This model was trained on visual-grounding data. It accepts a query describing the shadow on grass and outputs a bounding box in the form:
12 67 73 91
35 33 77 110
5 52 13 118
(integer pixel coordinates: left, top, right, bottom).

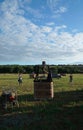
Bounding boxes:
0 89 83 130
54 89 83 105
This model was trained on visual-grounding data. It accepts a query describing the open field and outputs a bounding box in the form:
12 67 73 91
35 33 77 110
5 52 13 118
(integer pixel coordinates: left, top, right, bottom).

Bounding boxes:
0 74 83 130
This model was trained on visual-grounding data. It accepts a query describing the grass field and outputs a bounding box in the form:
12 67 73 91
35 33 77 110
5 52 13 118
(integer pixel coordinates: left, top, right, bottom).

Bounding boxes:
0 74 83 130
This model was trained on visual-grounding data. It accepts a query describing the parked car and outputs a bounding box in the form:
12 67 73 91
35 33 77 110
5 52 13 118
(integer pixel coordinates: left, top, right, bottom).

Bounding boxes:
61 73 66 76
52 73 61 79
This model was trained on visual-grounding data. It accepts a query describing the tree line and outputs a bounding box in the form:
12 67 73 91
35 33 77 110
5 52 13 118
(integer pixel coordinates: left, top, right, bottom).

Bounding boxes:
0 64 83 74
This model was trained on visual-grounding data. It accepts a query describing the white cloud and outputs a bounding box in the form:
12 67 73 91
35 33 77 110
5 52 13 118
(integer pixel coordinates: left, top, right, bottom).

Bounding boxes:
47 0 67 17
47 0 59 10
55 6 67 14
0 0 83 64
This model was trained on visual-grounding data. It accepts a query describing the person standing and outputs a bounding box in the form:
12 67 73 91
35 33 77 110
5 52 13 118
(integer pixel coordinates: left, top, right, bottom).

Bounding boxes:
69 74 73 83
18 73 22 86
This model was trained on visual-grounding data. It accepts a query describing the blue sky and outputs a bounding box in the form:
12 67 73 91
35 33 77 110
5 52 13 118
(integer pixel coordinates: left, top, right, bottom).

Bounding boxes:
0 0 83 65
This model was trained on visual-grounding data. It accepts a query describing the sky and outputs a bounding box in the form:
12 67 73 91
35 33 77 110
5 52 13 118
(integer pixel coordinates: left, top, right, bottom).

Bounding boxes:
0 0 83 65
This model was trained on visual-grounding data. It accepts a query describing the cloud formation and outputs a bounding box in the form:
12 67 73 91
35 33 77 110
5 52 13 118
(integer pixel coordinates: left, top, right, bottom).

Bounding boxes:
47 0 67 16
0 0 83 65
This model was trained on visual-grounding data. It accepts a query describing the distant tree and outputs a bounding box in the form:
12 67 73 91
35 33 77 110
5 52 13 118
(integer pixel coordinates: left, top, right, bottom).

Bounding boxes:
0 64 83 74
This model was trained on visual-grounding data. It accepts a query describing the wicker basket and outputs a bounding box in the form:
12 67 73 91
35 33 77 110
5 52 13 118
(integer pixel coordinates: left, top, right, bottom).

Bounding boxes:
34 81 54 99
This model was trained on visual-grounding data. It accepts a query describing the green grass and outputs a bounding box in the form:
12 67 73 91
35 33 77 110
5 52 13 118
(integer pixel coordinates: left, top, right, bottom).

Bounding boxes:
0 74 83 130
